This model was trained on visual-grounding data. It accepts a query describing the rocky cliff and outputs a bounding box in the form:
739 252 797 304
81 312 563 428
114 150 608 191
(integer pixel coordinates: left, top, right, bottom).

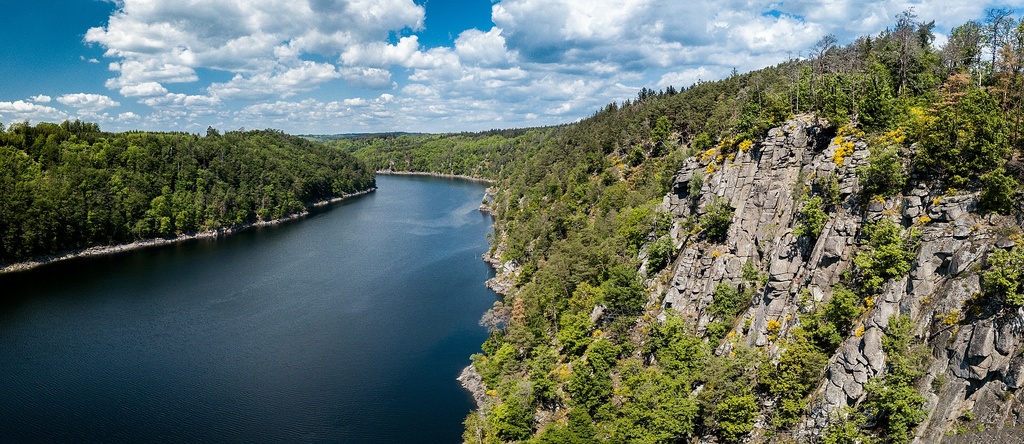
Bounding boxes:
655 115 1024 442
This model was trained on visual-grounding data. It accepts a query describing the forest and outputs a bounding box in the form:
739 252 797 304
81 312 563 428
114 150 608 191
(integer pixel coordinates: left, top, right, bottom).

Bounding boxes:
0 122 375 264
342 8 1024 444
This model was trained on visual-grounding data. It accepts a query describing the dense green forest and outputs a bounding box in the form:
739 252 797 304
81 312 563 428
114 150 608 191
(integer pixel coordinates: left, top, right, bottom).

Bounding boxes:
0 122 374 264
325 127 557 179
345 9 1024 444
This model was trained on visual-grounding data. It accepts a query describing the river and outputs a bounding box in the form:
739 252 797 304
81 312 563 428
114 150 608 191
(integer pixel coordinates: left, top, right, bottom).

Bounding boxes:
0 175 496 443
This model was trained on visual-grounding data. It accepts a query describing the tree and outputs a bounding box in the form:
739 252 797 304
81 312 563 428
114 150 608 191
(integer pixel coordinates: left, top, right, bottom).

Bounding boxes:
917 75 1008 182
858 142 907 198
985 7 1016 80
942 21 984 76
701 196 734 242
978 167 1019 214
983 241 1024 305
714 394 759 443
793 196 829 240
853 220 918 292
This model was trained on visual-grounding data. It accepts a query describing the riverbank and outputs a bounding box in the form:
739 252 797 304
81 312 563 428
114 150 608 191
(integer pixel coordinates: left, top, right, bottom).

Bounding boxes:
376 170 494 184
0 187 376 275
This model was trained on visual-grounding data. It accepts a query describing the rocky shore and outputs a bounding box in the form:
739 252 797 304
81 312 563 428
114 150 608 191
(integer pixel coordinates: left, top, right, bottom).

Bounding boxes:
0 187 375 275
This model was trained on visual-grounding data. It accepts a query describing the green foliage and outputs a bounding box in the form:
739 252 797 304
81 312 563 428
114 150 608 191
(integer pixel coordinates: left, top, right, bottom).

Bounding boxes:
863 315 927 444
917 84 1009 182
646 235 675 273
759 331 829 427
627 145 646 167
646 312 710 378
821 409 873 444
651 116 672 147
708 282 744 320
982 241 1024 305
815 172 842 207
741 260 762 284
613 359 699 442
701 197 734 242
793 196 829 239
691 132 713 153
557 313 594 356
527 345 558 404
705 321 729 345
858 143 907 198
853 220 919 292
533 408 597 444
567 339 619 415
714 394 759 443
802 284 865 350
600 264 646 315
687 169 704 199
617 205 655 251
978 168 1018 214
490 396 534 441
0 125 374 263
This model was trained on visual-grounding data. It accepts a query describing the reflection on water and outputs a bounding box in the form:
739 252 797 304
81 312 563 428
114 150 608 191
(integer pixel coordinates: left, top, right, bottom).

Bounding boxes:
0 175 496 443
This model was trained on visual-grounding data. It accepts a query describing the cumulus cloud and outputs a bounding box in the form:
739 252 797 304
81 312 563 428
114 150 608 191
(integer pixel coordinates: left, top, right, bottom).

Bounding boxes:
86 0 425 99
455 28 513 67
73 0 1023 133
119 82 169 97
31 95 52 103
57 93 121 110
0 100 68 121
207 61 342 100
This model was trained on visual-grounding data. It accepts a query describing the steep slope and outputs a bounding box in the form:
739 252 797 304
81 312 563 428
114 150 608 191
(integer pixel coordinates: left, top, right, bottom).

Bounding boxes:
343 11 1024 442
660 114 1024 441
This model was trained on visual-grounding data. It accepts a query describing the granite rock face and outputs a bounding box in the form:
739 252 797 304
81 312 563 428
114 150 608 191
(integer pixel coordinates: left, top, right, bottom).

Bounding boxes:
654 115 1024 442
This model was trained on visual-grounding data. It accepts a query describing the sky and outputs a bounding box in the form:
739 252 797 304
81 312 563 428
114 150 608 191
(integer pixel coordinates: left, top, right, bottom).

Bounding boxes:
1 0 1023 134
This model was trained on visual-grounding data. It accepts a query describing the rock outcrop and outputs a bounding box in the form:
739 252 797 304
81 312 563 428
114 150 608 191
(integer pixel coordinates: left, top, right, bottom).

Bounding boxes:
655 115 1024 442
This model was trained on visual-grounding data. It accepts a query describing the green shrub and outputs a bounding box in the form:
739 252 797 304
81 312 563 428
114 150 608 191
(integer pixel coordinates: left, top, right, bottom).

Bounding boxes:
701 197 734 242
917 86 1009 182
558 313 594 356
979 168 1018 214
708 283 744 320
760 328 829 427
714 394 759 443
793 196 829 239
646 235 676 273
982 241 1024 306
863 315 927 444
858 144 907 198
853 220 918 292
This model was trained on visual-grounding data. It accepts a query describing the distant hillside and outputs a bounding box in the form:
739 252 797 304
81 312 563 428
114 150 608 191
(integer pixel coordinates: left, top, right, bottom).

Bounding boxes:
0 123 375 265
301 132 427 142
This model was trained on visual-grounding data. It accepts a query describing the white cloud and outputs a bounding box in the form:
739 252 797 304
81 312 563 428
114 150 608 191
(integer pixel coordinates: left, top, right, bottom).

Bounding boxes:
207 61 342 100
0 100 68 121
86 0 425 99
57 93 121 110
339 67 395 89
69 0 1024 134
657 67 720 89
455 28 513 67
140 93 220 109
119 82 169 97
31 95 52 103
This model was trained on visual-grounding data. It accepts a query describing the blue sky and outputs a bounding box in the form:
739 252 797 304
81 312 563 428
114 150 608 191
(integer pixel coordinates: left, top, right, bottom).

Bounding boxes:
1 0 1022 134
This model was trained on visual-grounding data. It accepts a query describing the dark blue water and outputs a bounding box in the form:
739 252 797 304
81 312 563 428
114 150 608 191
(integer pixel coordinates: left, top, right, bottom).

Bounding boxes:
0 175 496 443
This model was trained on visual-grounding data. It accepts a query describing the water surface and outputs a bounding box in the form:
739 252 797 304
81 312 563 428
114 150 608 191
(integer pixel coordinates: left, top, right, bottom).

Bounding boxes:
0 174 495 443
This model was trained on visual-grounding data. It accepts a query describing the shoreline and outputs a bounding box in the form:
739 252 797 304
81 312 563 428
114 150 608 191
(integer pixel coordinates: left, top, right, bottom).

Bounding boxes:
0 187 376 275
376 170 494 184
